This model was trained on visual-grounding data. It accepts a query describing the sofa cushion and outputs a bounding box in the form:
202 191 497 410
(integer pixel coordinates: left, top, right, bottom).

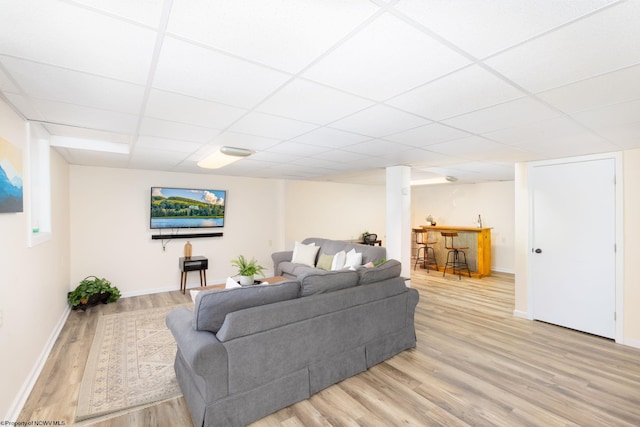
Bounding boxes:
344 248 363 269
331 250 346 270
316 252 334 271
299 270 359 297
291 241 319 267
358 259 402 285
193 281 301 333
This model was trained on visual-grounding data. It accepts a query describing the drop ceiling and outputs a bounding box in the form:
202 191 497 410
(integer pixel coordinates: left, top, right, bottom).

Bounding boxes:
1 0 639 185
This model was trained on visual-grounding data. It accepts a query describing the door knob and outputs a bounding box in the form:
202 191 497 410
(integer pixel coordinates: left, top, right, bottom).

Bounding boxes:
534 248 542 254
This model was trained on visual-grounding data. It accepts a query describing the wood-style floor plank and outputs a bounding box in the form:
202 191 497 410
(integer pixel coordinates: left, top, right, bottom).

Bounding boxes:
18 269 640 426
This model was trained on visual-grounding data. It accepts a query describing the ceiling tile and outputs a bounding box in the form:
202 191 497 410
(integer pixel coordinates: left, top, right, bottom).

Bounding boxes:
27 98 139 133
228 112 318 140
597 122 640 150
387 65 525 120
167 0 380 73
385 123 472 147
538 65 640 113
443 97 561 134
290 127 370 148
330 105 430 137
128 148 187 170
209 131 281 152
394 0 619 58
313 149 371 163
256 79 374 124
56 147 129 168
0 65 19 92
144 89 247 129
484 116 592 146
303 12 471 100
139 117 220 143
485 1 640 92
571 99 640 130
426 136 510 158
265 141 329 156
70 0 166 27
0 57 146 114
134 135 202 153
343 139 412 157
0 0 157 83
3 93 45 121
43 123 131 145
153 37 291 109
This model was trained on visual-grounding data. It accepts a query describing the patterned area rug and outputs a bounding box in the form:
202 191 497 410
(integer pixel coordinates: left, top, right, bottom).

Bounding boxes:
76 303 192 422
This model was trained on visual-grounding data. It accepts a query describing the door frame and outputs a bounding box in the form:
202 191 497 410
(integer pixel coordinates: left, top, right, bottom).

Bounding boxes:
526 152 624 343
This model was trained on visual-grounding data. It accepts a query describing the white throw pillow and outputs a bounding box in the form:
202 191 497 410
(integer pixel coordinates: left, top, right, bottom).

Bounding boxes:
344 248 362 269
291 241 320 267
331 250 347 270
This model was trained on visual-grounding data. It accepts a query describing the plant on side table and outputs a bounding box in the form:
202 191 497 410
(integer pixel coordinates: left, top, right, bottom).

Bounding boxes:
67 276 121 311
231 255 265 286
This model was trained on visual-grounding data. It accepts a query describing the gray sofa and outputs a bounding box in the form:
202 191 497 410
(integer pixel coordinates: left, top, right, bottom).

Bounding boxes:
272 237 387 279
166 262 418 427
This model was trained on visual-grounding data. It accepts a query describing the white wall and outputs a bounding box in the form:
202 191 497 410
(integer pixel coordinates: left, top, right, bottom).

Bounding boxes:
70 167 286 293
0 100 70 419
282 180 386 248
411 181 515 273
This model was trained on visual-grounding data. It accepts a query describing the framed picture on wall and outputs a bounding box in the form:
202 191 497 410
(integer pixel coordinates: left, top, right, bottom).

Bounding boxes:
0 136 23 213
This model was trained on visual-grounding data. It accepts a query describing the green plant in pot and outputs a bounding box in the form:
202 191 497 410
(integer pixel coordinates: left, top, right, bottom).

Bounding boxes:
231 255 265 286
67 276 121 311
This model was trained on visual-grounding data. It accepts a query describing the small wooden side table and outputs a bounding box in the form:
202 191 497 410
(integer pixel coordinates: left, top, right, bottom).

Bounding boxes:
179 256 208 294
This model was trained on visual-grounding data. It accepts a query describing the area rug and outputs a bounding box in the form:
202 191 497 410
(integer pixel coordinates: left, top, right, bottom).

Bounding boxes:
76 303 193 422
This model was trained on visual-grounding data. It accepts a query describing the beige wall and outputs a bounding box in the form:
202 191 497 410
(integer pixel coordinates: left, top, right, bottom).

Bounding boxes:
411 181 515 273
69 167 287 293
282 180 386 247
623 149 640 346
0 101 70 419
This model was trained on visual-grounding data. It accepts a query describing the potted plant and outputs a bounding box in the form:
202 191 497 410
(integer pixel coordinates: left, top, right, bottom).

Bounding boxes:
67 276 121 311
231 255 265 285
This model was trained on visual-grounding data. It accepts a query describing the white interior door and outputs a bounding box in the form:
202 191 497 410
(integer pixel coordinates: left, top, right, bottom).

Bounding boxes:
530 158 616 338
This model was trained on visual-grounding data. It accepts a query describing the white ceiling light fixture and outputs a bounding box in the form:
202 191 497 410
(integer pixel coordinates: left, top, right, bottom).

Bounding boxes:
411 176 458 186
197 146 255 169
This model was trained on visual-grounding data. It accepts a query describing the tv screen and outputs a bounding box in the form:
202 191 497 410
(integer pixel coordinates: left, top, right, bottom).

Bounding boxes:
150 187 226 229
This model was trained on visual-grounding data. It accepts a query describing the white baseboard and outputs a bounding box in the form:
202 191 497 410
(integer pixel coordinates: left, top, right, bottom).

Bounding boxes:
623 338 640 349
513 309 531 320
5 305 71 421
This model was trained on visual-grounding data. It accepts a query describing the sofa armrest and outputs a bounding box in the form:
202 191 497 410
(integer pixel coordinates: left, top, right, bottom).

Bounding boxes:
166 307 229 398
271 250 293 276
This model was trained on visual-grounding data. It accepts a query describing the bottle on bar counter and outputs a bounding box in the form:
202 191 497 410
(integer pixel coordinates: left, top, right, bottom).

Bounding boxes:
477 214 482 228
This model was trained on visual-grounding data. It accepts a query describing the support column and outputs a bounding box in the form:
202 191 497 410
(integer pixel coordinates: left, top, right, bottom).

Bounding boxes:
386 165 411 283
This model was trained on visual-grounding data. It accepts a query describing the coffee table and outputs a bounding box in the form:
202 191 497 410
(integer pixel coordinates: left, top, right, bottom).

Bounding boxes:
189 276 288 301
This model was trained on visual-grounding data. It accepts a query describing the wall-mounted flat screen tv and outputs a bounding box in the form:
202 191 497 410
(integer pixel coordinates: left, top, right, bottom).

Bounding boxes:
150 187 226 229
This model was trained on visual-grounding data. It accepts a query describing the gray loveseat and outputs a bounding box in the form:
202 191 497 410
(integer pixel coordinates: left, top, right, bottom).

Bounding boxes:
272 237 387 279
166 261 418 427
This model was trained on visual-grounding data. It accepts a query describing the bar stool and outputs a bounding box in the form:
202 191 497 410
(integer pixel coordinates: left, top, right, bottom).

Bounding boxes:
413 228 438 272
441 232 471 279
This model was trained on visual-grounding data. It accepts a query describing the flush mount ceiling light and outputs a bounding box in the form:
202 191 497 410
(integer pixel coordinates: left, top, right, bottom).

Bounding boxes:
197 146 255 169
410 176 458 186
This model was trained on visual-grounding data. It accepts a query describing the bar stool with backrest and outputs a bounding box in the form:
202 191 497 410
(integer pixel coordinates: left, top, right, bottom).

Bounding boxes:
413 228 438 272
441 231 471 279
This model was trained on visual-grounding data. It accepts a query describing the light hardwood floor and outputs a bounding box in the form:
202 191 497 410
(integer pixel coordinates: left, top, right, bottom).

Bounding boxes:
19 269 640 426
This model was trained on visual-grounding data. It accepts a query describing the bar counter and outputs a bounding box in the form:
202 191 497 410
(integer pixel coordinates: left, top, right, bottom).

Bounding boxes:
419 225 492 278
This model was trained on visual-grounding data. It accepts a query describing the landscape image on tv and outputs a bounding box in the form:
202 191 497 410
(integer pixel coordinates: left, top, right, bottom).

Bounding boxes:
150 187 226 229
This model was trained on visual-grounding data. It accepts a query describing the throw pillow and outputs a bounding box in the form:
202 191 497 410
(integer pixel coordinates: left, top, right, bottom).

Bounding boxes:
331 250 347 270
316 252 334 271
344 248 363 269
291 241 320 267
